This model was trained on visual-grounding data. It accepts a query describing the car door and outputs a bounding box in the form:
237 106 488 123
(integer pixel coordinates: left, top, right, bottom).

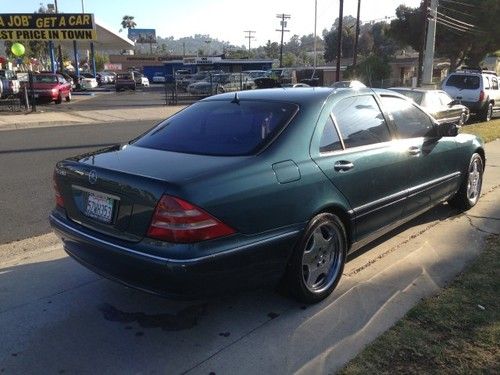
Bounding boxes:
311 93 410 242
379 95 462 218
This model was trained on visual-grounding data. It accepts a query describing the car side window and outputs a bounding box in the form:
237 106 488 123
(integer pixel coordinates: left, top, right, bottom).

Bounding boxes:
492 77 499 90
319 116 343 153
484 77 491 89
438 92 452 106
333 95 391 148
381 96 434 139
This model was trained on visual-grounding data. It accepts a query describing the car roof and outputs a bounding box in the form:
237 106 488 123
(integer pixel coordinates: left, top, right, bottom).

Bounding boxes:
389 87 445 93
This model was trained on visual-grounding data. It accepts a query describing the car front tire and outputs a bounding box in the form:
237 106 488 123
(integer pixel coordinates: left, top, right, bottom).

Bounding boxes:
65 92 71 102
286 213 347 304
448 153 483 210
55 93 62 104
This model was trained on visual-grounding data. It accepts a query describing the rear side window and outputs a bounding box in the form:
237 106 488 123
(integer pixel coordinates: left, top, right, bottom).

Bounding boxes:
381 96 434 138
319 116 342 153
133 100 298 156
445 74 480 90
492 77 499 90
333 95 391 148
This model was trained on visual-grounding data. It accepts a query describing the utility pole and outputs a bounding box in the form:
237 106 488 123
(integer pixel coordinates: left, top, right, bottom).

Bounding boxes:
244 30 256 52
336 0 344 82
352 0 361 68
276 13 290 68
54 0 64 72
313 0 318 69
422 0 438 85
417 0 430 86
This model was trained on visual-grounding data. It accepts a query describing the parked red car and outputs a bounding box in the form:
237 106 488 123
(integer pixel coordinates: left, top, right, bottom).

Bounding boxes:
31 73 72 104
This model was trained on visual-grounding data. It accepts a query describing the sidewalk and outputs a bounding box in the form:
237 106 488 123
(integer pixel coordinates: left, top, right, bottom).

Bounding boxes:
0 105 185 131
0 140 498 374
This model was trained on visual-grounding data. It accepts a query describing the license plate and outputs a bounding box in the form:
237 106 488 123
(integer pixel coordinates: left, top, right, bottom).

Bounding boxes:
34 94 39 98
85 192 114 223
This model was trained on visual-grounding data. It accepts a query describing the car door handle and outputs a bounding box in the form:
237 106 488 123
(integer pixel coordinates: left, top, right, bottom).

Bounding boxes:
334 161 354 172
408 146 421 156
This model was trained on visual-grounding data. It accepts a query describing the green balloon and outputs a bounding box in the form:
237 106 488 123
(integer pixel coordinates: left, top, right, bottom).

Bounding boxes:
11 42 25 57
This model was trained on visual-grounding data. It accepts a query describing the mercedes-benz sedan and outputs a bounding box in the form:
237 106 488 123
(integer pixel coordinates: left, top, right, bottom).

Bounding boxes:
50 88 485 303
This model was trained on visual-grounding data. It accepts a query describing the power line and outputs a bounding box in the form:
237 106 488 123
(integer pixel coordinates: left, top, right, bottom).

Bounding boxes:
438 4 477 19
435 18 479 34
244 30 256 51
440 0 475 8
435 10 479 29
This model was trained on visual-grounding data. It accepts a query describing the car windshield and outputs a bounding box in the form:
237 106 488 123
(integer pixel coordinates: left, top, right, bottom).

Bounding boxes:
445 74 480 90
133 100 298 156
33 75 57 83
393 90 424 105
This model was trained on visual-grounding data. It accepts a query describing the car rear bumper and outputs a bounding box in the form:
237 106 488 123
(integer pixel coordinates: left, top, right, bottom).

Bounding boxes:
49 212 301 299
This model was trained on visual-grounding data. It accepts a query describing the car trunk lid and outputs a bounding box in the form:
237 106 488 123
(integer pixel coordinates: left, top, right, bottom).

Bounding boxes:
55 144 248 242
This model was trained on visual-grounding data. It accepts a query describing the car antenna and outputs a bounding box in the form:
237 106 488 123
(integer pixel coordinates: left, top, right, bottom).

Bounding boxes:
231 92 240 104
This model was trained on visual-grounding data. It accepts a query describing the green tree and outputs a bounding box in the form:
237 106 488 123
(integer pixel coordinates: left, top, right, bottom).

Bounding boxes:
346 54 391 86
323 16 357 63
389 0 500 70
121 15 137 30
263 40 280 59
94 52 109 71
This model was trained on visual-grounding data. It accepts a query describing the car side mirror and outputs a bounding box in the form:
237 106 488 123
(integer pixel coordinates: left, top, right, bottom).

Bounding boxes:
449 99 460 106
439 122 460 137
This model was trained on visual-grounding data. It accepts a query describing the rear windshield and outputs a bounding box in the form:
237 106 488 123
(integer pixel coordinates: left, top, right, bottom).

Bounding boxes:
33 75 57 83
133 100 298 156
445 74 480 90
392 90 424 105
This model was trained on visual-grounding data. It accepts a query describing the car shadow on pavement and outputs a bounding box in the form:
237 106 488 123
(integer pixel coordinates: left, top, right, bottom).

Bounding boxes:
0 198 483 374
347 202 462 263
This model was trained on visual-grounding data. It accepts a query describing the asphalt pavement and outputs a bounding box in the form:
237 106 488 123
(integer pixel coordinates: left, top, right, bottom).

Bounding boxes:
0 94 499 374
0 120 159 243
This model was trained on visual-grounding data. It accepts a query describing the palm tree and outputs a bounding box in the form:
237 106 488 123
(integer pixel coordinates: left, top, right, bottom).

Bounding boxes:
121 15 137 30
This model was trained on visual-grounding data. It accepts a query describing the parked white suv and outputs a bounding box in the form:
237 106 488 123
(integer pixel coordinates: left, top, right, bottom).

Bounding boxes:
441 68 499 121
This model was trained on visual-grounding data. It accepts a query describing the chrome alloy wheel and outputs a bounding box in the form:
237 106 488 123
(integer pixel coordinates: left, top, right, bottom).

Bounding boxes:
467 156 483 204
301 222 344 293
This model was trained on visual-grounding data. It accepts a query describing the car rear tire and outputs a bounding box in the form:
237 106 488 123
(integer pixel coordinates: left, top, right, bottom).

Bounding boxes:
65 92 71 102
448 153 483 210
458 113 466 126
481 102 493 122
286 213 347 304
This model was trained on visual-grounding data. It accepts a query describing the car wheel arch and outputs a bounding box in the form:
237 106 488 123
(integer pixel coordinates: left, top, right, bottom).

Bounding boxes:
315 204 353 248
475 147 486 170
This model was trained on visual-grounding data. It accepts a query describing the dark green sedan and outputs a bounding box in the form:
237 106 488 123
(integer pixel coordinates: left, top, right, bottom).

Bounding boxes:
50 87 485 303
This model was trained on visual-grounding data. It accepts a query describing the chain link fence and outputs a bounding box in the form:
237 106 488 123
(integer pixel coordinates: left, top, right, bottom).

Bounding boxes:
165 72 256 105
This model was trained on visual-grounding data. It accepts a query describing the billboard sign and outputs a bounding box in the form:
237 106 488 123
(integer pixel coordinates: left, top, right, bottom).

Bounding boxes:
128 28 156 44
0 13 96 41
104 63 122 71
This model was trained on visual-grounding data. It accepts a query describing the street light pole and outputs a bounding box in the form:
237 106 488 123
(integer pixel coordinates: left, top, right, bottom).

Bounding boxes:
353 0 361 68
336 0 344 82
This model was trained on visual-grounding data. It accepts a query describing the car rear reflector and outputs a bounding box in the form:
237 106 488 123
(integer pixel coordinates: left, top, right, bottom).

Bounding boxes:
147 195 235 243
53 171 64 208
479 90 484 102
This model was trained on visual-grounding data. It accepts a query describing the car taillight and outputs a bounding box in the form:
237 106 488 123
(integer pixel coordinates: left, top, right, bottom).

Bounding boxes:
147 195 235 243
53 172 64 208
479 90 484 102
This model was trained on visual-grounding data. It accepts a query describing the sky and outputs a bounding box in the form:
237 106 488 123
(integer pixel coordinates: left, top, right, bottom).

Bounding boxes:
2 0 421 47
